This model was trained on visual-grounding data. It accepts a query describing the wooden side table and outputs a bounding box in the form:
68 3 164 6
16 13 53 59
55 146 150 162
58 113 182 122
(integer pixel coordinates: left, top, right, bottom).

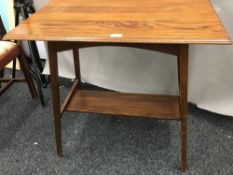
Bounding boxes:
4 0 231 171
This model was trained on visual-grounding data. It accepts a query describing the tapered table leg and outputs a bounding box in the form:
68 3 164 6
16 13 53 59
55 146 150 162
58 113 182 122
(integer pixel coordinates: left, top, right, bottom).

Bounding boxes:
48 42 62 156
178 44 189 172
72 48 81 80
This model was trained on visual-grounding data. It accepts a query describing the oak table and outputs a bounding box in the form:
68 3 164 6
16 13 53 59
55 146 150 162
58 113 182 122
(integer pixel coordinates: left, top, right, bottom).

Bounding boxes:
4 0 231 171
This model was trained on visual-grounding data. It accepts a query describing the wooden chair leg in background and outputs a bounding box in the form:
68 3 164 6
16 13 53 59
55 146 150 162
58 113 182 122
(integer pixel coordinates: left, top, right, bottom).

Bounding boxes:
0 69 4 88
0 69 4 77
12 58 17 78
18 47 38 99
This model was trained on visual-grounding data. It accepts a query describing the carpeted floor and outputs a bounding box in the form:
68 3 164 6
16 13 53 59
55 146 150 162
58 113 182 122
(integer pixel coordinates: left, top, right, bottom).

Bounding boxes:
0 77 233 175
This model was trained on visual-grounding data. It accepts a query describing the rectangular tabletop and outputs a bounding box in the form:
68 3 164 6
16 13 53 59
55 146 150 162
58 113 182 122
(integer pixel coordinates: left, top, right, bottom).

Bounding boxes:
4 0 232 44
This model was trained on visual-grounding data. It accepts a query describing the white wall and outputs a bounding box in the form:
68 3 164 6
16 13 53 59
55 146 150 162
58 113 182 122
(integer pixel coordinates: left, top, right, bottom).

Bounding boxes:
33 0 48 9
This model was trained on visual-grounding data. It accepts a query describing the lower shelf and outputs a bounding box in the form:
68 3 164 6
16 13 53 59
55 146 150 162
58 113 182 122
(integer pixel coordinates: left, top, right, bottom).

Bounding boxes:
65 90 180 120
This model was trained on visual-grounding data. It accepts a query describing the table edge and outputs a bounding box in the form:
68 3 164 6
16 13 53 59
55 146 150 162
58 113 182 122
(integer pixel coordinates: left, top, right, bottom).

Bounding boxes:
3 34 232 45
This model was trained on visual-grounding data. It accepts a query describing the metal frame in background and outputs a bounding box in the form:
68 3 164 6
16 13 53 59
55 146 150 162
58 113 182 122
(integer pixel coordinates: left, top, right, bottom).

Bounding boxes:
14 0 48 106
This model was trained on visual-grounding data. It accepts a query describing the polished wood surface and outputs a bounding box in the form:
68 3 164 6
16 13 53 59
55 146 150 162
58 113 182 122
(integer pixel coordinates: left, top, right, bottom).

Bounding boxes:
4 0 231 44
66 90 180 120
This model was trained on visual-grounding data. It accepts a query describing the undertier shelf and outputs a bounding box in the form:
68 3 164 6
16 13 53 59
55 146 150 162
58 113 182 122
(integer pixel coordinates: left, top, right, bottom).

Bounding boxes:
65 90 180 120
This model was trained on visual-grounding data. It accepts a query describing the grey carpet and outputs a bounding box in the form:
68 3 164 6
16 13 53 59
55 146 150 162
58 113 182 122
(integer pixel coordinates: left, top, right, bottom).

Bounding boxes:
0 78 233 175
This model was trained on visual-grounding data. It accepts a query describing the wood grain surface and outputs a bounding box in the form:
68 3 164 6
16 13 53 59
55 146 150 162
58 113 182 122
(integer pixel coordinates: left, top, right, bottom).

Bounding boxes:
66 90 180 120
4 0 231 44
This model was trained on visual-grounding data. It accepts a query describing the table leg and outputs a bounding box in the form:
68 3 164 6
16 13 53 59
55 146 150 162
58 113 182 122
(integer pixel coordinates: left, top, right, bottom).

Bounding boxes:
48 42 62 156
178 44 188 171
72 48 81 87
